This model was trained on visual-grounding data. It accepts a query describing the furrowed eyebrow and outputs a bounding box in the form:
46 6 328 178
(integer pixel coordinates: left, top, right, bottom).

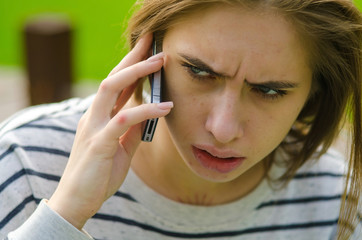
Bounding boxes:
179 53 300 88
178 53 232 78
246 80 299 89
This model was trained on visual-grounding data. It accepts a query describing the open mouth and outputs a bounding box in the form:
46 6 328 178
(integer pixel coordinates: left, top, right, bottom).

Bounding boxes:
192 146 245 173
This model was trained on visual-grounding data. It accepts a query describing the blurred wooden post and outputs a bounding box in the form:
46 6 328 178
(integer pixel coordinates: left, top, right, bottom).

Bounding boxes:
24 15 73 105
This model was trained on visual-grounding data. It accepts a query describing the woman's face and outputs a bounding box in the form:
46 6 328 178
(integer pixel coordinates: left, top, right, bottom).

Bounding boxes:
161 6 312 182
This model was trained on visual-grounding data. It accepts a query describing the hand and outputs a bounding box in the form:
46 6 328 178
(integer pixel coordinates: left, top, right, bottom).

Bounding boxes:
48 33 173 229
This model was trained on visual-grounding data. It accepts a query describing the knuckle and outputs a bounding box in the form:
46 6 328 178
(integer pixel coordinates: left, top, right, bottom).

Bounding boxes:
99 81 110 93
78 113 88 128
116 112 128 125
87 137 103 154
98 79 119 96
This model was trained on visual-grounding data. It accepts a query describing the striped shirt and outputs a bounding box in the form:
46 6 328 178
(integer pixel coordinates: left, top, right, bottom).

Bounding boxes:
0 96 360 239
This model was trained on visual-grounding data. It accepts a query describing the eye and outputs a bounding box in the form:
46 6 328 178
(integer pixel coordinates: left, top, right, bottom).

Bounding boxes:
181 63 215 80
189 66 210 77
258 86 279 95
251 85 287 100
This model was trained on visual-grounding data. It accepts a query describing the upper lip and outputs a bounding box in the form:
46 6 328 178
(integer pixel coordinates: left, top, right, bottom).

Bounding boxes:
193 144 245 159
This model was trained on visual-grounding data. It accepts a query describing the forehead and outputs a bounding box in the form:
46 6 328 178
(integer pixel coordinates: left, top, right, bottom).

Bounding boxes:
163 5 311 83
166 5 300 53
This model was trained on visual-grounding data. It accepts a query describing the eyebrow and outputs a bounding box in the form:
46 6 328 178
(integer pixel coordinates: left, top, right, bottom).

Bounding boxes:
246 80 299 89
178 53 232 78
178 53 299 89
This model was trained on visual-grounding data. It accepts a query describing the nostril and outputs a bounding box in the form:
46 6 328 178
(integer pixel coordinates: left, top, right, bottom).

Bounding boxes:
205 114 243 144
205 94 243 143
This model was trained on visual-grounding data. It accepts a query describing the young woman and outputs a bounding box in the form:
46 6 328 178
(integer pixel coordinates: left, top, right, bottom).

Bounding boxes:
1 0 361 239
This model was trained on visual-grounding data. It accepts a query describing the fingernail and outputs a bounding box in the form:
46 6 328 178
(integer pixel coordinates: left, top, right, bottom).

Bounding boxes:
157 101 174 110
147 52 164 62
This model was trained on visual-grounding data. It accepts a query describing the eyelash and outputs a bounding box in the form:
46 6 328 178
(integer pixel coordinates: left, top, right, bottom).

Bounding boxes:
249 85 288 100
181 63 215 81
181 62 288 100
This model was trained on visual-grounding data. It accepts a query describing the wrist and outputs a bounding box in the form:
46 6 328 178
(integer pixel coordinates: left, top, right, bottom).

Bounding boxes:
47 196 89 230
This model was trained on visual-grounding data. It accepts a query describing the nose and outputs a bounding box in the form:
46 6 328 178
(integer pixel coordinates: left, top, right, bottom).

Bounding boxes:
205 93 244 144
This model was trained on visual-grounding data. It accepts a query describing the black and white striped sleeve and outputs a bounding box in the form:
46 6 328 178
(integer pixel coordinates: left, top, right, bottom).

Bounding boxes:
7 200 93 240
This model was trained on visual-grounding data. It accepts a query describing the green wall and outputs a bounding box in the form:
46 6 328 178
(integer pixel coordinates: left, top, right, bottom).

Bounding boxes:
0 0 361 82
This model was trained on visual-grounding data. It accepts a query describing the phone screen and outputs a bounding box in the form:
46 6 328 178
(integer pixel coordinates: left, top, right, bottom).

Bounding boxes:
141 39 162 142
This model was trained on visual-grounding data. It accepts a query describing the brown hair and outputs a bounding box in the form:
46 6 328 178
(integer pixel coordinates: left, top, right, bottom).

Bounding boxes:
127 0 362 238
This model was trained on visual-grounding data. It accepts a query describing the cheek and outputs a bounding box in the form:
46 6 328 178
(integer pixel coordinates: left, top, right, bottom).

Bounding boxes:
165 93 207 137
163 63 209 119
247 99 306 157
163 75 204 139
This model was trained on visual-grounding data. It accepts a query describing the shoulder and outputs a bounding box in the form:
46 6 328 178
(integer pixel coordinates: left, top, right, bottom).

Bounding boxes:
0 96 94 166
252 149 347 239
288 148 346 196
266 148 347 213
0 95 94 136
0 95 95 177
0 96 93 236
271 147 346 190
297 148 346 177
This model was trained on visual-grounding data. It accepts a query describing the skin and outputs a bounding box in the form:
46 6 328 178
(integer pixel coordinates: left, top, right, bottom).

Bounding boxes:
48 5 312 230
48 36 173 229
132 6 312 204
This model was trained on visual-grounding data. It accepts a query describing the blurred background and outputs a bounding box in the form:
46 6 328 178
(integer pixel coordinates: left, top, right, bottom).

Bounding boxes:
0 0 361 123
0 0 136 121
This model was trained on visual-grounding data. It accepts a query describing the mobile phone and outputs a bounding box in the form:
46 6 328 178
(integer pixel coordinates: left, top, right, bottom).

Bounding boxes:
141 39 162 142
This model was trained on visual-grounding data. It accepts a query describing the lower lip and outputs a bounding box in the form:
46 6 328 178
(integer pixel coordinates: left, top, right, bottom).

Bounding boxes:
192 146 245 173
